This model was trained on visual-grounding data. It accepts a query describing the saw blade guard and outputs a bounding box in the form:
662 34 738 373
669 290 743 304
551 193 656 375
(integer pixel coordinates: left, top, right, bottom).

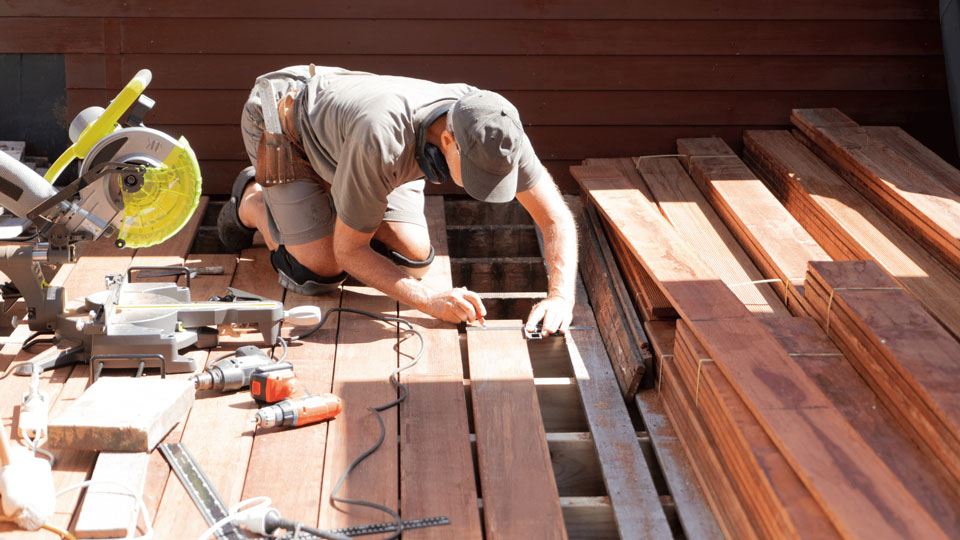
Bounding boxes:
78 128 202 249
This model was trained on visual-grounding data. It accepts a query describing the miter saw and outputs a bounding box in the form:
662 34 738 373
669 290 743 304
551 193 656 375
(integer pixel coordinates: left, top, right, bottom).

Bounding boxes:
0 69 289 380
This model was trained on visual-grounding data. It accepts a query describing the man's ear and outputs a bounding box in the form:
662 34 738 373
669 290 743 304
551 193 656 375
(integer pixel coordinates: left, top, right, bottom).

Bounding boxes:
439 129 457 153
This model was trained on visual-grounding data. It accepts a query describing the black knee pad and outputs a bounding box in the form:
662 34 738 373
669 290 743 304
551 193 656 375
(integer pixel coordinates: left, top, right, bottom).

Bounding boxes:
270 245 347 296
370 240 435 278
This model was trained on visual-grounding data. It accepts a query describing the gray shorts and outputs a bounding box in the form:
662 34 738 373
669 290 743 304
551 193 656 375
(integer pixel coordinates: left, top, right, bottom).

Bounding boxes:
260 179 427 246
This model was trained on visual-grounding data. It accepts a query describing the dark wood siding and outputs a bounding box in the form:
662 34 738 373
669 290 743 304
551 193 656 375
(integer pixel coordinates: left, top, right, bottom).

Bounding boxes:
0 1 950 193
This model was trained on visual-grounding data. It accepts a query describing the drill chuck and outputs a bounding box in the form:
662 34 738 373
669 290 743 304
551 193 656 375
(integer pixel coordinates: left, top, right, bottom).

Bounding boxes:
254 394 342 428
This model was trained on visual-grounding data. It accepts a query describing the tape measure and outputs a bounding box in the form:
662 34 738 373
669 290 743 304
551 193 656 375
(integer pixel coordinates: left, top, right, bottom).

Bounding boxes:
158 443 249 540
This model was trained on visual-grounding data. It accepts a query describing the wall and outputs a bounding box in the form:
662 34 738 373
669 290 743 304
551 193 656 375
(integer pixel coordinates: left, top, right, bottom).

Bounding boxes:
0 1 951 193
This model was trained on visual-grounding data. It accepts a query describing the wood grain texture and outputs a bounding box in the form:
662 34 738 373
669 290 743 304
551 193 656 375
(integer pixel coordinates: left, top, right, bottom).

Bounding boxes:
792 108 960 275
74 452 150 538
678 137 830 315
567 273 672 538
399 197 482 539
635 155 789 317
317 285 401 529
744 130 960 340
578 202 650 396
0 1 937 20
468 324 566 539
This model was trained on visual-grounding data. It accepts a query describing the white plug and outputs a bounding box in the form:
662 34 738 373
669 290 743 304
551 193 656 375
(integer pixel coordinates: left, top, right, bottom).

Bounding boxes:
234 504 281 535
283 305 322 326
18 371 48 444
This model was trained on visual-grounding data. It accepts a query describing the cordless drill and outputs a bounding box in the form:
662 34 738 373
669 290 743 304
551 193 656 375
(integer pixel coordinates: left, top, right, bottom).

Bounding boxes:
191 345 279 392
249 364 342 428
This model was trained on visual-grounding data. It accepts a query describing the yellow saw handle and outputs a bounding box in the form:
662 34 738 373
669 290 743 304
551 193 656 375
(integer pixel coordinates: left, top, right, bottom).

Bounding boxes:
44 69 153 183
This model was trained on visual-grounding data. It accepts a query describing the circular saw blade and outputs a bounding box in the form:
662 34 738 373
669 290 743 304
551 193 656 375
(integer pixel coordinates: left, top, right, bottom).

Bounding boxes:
117 136 202 248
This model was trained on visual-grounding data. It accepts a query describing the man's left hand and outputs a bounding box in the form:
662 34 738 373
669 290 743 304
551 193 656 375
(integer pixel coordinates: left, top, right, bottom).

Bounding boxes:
525 295 574 336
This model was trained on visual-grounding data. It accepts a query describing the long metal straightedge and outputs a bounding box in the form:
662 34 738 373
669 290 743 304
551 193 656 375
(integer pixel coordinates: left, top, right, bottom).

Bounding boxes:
159 443 250 540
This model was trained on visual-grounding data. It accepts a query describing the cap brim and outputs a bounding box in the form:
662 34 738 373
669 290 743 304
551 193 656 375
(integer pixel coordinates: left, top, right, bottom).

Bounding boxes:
460 152 519 203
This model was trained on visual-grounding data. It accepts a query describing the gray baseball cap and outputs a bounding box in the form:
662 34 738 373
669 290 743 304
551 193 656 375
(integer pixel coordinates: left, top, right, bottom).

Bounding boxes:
450 91 524 203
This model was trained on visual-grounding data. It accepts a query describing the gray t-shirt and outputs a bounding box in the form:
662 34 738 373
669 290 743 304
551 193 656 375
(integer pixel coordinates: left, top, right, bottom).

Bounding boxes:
247 66 549 233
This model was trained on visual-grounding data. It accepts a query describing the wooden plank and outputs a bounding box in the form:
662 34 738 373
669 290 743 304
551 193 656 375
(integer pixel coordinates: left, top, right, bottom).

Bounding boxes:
0 17 104 53
47 378 194 451
566 277 672 538
570 164 748 322
74 452 150 538
114 54 947 92
117 19 940 56
743 129 960 341
635 390 723 540
467 324 566 539
677 136 830 315
398 196 482 539
864 125 960 197
317 285 400 529
762 316 960 537
0 1 937 20
577 202 651 396
792 108 960 275
635 156 790 317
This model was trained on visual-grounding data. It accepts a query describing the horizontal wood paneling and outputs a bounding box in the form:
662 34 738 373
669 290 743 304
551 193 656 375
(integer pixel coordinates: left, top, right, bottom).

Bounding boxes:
3 0 952 196
0 1 936 20
64 54 948 92
115 19 940 56
68 89 948 127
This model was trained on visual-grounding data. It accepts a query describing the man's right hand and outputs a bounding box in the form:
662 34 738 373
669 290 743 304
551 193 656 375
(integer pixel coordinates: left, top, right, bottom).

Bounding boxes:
424 287 486 324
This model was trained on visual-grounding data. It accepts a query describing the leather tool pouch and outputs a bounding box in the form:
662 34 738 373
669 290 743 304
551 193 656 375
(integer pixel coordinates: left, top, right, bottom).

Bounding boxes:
255 91 324 187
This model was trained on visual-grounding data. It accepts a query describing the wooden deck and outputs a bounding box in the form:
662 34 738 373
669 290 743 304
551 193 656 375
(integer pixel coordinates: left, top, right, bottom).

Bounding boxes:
0 196 687 539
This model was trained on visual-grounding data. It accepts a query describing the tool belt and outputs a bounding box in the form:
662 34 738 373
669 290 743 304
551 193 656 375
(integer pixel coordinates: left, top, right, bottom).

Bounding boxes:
255 90 325 187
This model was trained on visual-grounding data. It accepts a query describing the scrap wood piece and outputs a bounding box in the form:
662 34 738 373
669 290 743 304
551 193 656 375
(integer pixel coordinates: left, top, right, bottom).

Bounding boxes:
762 316 960 537
804 260 960 495
692 317 947 540
570 164 749 323
399 196 482 539
633 155 789 318
677 137 830 316
792 108 960 275
672 320 839 540
584 157 677 319
578 201 652 396
74 452 150 538
743 129 960 341
566 272 672 538
468 323 566 539
47 377 194 452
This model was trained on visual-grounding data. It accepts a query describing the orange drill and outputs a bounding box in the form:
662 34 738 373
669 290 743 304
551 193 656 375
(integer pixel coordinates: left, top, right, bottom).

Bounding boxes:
249 364 342 428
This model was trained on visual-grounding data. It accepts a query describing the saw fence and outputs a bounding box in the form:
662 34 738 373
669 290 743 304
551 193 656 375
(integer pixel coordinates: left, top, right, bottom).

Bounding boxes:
574 108 960 539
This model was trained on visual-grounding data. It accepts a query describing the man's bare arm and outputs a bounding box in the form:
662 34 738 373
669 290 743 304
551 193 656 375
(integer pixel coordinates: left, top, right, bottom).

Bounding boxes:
332 217 486 324
515 176 578 334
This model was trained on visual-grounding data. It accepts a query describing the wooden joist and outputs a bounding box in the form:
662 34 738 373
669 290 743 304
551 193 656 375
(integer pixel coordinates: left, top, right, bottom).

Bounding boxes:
792 108 960 276
804 260 960 496
572 163 949 539
677 137 830 316
744 129 960 341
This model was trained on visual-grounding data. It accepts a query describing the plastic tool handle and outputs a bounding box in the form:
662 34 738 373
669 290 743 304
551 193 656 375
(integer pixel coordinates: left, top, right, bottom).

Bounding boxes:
44 69 153 183
0 422 12 466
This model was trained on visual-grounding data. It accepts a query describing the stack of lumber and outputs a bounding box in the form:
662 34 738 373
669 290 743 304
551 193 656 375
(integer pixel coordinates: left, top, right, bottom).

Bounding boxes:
803 259 960 494
792 108 960 276
571 110 960 538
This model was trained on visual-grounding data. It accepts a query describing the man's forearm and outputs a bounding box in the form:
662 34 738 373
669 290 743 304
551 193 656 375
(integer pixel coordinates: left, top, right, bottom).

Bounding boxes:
336 242 433 310
541 206 578 302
